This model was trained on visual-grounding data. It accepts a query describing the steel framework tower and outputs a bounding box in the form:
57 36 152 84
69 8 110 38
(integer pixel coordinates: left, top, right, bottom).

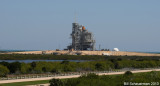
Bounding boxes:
67 23 95 50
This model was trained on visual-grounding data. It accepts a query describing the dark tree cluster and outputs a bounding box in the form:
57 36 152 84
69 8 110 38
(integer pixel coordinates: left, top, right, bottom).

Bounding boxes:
0 59 160 77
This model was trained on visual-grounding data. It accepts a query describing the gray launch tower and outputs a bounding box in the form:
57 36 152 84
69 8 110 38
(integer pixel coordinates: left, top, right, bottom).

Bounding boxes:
67 23 95 50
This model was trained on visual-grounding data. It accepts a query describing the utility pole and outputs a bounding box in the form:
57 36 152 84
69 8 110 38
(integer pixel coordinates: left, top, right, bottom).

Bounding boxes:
99 44 101 51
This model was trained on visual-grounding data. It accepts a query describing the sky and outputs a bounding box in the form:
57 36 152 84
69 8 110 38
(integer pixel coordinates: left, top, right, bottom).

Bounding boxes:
0 0 160 52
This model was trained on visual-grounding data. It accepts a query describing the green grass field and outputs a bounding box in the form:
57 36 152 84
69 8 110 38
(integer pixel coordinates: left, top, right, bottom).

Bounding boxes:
1 71 160 86
0 80 49 86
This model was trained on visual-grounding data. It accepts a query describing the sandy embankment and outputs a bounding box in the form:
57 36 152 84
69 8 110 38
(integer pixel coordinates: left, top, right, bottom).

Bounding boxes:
10 50 160 56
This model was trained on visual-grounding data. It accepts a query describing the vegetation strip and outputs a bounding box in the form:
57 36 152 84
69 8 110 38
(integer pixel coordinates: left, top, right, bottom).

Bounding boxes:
0 80 49 86
49 71 160 86
1 69 160 84
1 71 160 86
1 54 160 60
1 59 160 76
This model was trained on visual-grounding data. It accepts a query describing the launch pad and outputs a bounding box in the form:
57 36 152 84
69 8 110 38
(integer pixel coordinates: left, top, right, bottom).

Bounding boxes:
67 23 95 51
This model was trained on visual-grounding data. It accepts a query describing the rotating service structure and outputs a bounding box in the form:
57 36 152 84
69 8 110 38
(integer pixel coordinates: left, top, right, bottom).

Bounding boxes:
67 23 95 50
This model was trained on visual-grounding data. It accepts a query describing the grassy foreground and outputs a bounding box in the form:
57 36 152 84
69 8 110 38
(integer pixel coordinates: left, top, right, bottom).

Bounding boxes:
0 80 49 86
1 71 160 86
49 71 160 86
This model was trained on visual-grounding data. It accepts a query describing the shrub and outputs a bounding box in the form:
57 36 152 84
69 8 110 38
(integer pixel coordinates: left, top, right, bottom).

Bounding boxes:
49 79 64 86
0 64 9 77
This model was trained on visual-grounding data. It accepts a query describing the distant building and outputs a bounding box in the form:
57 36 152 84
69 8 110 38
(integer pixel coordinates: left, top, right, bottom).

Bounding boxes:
113 48 119 51
67 23 95 50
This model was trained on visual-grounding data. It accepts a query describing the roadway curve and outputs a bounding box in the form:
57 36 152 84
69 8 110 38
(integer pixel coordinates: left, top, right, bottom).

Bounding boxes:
0 69 160 84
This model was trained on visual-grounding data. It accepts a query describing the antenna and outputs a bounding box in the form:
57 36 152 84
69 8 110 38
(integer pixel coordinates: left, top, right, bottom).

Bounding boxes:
74 11 77 23
99 44 101 51
58 44 61 50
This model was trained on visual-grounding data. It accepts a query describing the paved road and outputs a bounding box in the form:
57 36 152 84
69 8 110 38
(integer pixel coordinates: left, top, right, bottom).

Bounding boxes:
0 69 160 84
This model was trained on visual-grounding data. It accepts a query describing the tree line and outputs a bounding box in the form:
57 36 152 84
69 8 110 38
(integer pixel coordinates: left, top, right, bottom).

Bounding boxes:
1 59 160 77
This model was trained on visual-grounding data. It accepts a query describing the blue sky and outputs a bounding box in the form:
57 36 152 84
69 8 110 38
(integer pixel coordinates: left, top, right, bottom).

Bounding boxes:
0 0 160 51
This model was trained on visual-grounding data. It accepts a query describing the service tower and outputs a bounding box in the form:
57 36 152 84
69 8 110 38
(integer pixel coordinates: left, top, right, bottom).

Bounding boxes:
67 23 95 50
